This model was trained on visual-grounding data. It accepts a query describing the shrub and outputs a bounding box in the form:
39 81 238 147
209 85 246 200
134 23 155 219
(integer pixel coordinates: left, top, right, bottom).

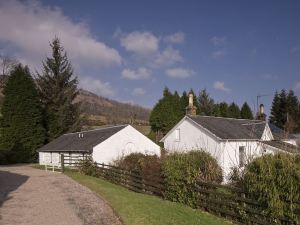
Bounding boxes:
115 153 162 179
228 166 245 188
162 150 223 207
77 157 98 177
115 153 145 174
243 153 300 222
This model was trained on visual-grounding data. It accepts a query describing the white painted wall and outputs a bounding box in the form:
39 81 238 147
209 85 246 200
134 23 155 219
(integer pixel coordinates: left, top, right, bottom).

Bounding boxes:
163 119 223 162
92 125 161 164
39 152 61 165
39 152 87 165
162 118 278 182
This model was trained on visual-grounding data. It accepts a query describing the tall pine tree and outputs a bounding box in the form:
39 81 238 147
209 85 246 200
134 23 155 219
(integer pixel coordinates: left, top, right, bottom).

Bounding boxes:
228 102 241 118
219 102 229 117
269 90 288 129
198 89 215 116
0 64 45 163
37 37 80 141
240 102 254 119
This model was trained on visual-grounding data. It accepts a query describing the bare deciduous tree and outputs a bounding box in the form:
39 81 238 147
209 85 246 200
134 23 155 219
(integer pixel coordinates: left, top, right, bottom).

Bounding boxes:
0 54 18 76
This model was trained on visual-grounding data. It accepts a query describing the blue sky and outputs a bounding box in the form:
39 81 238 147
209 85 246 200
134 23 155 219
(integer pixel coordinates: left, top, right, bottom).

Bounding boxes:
0 0 300 115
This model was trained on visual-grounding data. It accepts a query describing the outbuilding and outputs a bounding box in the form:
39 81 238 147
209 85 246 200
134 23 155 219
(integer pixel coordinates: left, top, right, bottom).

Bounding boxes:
38 125 161 165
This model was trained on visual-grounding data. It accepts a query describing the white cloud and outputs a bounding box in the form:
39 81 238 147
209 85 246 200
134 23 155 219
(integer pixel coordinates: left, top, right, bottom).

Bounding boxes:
164 32 185 44
154 47 183 66
120 31 159 55
294 82 300 91
0 0 121 70
291 46 300 53
79 76 115 97
132 87 145 96
211 50 226 59
210 36 226 46
121 67 151 80
165 67 194 79
213 81 231 92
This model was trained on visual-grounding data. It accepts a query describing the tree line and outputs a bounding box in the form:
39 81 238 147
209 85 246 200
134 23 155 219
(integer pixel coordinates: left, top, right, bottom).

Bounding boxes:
150 88 254 135
150 87 300 136
0 38 80 163
269 89 300 133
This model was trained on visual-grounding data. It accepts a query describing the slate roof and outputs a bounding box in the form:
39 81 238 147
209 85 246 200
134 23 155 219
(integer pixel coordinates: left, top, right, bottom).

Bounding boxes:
268 123 297 140
38 125 127 153
187 115 266 140
261 140 300 154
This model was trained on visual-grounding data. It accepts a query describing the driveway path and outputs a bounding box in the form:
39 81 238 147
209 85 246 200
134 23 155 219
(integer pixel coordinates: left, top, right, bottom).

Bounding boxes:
0 165 122 225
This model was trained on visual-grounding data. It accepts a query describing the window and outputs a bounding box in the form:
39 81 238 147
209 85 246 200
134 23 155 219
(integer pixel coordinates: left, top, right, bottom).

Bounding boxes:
239 146 245 167
175 129 180 141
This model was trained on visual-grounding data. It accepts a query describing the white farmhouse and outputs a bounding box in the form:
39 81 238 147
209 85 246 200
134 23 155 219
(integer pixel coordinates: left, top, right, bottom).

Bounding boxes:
38 125 160 165
161 93 299 181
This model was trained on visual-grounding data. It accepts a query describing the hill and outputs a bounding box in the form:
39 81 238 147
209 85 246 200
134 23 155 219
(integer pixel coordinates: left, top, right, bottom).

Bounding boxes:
0 75 151 130
75 89 151 127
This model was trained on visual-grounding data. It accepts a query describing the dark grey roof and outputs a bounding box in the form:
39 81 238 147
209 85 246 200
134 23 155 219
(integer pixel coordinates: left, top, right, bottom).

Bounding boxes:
269 123 297 140
261 140 300 154
38 125 128 152
187 116 266 140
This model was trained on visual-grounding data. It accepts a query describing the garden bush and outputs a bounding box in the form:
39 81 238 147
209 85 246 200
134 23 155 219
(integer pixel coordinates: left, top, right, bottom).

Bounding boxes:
78 157 98 177
243 153 300 223
115 153 162 179
162 150 223 207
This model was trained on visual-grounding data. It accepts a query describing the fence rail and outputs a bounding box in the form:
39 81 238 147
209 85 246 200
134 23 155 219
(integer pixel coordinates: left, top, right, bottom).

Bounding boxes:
61 155 300 225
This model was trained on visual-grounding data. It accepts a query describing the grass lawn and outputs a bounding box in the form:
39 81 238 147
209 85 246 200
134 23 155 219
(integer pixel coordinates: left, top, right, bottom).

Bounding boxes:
66 171 232 225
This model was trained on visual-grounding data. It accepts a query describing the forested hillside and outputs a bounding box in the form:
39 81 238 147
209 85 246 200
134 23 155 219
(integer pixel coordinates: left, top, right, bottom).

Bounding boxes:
75 89 151 126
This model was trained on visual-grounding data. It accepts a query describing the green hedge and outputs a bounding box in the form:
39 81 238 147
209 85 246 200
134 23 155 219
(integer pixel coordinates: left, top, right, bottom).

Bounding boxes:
244 153 300 222
162 150 223 207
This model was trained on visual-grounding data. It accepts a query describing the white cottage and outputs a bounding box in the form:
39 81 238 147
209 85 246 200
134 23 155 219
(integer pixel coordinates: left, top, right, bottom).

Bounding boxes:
38 125 161 165
161 93 299 181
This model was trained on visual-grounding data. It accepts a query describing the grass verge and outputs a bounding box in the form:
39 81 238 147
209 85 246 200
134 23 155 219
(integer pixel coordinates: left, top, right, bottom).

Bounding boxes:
65 170 232 225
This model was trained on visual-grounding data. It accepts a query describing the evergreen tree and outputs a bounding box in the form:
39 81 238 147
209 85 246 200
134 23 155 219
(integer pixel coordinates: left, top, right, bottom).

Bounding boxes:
198 89 215 116
285 90 299 132
150 87 184 135
219 102 229 117
228 102 241 118
269 91 281 126
0 64 45 162
212 103 221 117
269 90 288 129
180 91 188 115
240 102 254 119
37 37 80 141
190 89 200 114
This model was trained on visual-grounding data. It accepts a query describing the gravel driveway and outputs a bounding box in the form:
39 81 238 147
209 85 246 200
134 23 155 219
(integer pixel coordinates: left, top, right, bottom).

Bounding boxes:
0 165 122 225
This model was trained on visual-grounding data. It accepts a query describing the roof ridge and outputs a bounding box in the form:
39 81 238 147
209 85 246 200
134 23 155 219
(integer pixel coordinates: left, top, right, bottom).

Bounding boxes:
241 122 266 125
63 124 128 135
188 115 261 122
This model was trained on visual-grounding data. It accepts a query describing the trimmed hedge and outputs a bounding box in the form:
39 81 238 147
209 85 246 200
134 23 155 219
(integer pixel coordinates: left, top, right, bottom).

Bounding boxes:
162 150 223 207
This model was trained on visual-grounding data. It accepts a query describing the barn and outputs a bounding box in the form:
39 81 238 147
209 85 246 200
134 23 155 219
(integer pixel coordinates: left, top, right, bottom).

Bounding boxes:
38 125 161 165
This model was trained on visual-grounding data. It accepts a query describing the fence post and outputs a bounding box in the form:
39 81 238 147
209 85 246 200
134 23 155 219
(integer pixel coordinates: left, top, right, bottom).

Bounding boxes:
61 154 64 173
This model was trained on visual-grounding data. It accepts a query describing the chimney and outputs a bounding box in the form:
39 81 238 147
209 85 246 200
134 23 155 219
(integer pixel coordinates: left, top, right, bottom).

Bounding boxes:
186 91 197 116
259 104 264 115
256 104 266 121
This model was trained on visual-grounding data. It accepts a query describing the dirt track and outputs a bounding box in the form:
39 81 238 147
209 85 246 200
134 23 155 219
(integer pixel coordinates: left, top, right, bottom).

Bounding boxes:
0 165 122 225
